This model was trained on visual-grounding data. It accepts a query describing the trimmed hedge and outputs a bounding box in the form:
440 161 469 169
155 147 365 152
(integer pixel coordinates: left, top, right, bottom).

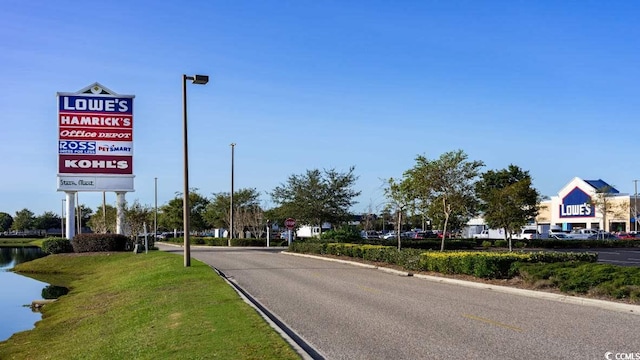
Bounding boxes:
288 242 598 278
42 237 74 254
72 233 130 252
164 237 289 247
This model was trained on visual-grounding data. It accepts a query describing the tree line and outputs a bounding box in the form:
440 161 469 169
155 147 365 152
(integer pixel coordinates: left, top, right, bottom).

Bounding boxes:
2 149 541 247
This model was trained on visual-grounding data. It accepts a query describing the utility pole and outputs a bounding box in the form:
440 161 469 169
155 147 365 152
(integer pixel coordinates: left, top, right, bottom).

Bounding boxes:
229 143 235 246
635 180 638 232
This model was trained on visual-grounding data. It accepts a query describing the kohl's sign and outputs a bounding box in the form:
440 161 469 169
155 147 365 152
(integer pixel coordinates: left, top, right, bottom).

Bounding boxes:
559 187 595 218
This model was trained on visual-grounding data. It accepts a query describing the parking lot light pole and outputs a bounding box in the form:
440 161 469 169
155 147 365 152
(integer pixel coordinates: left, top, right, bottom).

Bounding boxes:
635 180 638 233
182 74 209 267
229 143 235 246
154 177 158 240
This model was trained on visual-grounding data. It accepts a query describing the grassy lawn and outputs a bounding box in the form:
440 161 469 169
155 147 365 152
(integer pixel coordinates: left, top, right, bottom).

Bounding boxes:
0 251 300 360
0 238 43 247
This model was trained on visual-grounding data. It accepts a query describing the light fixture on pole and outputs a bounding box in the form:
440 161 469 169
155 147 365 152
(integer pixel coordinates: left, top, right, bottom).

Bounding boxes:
182 74 209 267
229 143 235 246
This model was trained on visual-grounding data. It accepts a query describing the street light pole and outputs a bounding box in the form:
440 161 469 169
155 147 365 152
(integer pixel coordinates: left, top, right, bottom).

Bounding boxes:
229 143 235 246
182 74 209 267
154 177 158 240
635 179 638 233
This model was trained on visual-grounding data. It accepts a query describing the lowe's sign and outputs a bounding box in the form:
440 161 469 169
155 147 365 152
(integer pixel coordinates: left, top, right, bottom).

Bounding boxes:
559 187 594 218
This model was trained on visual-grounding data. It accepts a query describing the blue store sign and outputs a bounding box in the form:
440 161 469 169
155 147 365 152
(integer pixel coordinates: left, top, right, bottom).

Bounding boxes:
559 187 595 218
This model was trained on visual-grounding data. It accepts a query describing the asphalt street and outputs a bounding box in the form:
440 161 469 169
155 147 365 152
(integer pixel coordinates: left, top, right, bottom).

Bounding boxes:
158 244 640 360
592 248 640 267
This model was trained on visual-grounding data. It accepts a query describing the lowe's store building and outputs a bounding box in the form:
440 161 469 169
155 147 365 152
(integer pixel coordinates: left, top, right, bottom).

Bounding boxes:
536 177 638 233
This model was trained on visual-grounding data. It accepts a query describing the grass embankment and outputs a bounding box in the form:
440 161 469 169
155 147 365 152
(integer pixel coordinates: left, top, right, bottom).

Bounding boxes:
0 238 43 247
0 252 300 360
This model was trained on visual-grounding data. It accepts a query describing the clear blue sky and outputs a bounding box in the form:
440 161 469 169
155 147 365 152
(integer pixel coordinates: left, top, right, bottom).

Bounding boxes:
1 1 639 218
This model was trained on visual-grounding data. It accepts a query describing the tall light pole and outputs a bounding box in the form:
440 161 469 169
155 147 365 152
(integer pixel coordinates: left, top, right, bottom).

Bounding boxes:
635 179 638 232
154 177 158 239
182 74 209 267
61 199 65 238
229 143 235 246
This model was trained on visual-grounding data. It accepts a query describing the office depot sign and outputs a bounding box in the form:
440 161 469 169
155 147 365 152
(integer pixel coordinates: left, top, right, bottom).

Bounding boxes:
57 83 135 192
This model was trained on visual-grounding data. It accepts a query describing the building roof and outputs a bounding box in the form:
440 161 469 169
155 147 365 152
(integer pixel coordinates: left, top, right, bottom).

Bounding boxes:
583 179 619 194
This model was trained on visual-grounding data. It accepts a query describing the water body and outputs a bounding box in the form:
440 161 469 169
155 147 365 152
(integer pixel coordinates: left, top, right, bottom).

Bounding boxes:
0 247 48 342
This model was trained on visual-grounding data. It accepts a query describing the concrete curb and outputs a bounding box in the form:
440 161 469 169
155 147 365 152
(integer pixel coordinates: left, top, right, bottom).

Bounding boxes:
282 251 640 315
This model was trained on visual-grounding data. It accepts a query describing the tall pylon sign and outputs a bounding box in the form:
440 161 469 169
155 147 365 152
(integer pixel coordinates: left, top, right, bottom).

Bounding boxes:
57 83 135 239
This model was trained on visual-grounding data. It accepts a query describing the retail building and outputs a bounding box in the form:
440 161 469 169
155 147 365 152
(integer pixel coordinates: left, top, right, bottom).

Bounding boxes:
536 177 638 233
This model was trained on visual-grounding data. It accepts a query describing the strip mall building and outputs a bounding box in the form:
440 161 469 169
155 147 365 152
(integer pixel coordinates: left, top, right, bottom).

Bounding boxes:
536 177 638 233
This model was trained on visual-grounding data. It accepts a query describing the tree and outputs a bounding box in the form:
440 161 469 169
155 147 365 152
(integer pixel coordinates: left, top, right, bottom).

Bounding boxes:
125 200 153 239
159 190 210 232
408 150 484 251
203 188 262 238
0 212 14 232
591 185 627 235
271 167 360 234
76 205 94 229
384 177 416 250
88 205 118 234
475 165 540 251
11 209 35 231
33 212 62 231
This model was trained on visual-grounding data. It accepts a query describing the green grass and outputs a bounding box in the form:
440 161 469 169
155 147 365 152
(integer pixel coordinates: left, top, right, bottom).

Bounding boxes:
0 251 300 360
0 238 43 247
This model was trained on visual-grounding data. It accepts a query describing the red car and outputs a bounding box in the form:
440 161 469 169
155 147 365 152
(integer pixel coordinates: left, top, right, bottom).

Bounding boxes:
617 232 635 240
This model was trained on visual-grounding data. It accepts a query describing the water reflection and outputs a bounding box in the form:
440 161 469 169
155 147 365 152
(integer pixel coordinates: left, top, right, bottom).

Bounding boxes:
0 247 49 342
0 247 47 269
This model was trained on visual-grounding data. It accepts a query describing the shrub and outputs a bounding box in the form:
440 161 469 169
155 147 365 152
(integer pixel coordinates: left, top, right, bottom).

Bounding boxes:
72 233 130 253
481 241 492 248
42 238 74 254
231 238 266 247
517 262 640 302
495 240 508 248
320 227 363 243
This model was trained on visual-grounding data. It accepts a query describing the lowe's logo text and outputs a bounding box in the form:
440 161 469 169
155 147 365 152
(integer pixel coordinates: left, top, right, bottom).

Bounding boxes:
560 203 592 217
560 187 595 218
59 96 132 113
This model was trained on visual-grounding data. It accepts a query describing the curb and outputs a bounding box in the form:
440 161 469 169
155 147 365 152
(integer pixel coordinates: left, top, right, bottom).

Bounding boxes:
282 251 640 316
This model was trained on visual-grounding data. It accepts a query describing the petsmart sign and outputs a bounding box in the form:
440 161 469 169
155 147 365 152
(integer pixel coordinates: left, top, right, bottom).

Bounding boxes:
559 187 594 218
57 83 135 192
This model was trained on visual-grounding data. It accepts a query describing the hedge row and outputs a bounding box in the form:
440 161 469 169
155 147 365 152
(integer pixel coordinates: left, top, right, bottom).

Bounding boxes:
72 233 130 252
288 242 598 278
163 237 289 247
42 238 74 254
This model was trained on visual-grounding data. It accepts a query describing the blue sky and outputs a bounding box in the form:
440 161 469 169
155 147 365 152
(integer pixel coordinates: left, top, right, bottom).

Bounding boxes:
1 1 639 218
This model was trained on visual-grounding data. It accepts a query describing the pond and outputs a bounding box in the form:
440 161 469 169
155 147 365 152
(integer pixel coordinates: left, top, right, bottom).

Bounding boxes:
0 247 49 342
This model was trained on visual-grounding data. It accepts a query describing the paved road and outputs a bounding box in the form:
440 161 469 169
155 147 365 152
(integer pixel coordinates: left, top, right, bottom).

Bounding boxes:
159 245 640 360
593 248 640 267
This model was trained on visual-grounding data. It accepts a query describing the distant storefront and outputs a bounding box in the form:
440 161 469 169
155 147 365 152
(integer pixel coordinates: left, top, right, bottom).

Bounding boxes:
536 177 637 233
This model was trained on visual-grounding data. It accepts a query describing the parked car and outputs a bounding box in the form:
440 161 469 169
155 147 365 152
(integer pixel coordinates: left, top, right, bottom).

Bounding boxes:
550 233 570 240
616 232 635 240
382 232 397 240
413 231 438 239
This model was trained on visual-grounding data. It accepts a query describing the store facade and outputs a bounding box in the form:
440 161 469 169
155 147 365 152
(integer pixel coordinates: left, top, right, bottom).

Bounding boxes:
536 177 636 233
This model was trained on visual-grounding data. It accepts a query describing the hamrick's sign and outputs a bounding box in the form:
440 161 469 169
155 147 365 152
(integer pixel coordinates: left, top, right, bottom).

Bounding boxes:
57 83 135 192
559 187 595 218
